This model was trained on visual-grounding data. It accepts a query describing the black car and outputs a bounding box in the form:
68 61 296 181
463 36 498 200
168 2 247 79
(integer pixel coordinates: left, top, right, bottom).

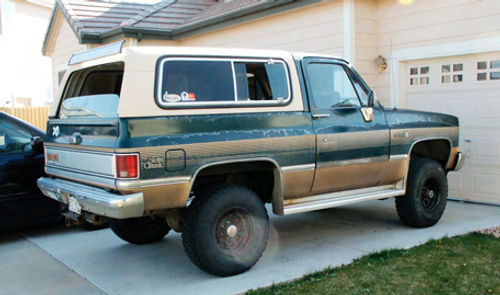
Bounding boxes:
0 111 61 228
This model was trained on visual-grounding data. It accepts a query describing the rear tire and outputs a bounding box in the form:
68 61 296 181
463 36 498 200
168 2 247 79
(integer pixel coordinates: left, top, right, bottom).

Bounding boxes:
396 158 448 227
182 185 269 277
110 216 171 245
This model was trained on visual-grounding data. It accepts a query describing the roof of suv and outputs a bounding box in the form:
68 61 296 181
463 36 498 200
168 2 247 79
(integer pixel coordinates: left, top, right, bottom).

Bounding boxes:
66 43 348 71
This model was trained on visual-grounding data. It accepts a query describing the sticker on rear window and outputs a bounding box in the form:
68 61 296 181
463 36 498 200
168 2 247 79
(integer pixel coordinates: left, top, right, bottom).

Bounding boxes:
162 91 181 102
181 91 196 101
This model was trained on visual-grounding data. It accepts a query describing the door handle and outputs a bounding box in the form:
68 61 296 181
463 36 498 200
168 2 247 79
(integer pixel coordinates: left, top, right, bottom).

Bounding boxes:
312 113 330 119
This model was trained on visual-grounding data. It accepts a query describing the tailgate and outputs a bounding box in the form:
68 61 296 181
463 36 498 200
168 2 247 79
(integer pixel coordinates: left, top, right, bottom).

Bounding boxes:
44 118 120 187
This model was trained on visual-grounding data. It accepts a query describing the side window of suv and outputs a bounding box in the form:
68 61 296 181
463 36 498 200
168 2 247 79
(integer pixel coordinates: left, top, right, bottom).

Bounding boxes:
234 62 288 101
157 58 290 107
348 68 371 106
161 60 235 103
306 63 361 109
0 119 32 154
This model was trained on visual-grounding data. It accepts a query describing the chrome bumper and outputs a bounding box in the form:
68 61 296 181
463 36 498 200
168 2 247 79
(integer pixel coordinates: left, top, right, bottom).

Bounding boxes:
37 177 144 219
453 152 465 171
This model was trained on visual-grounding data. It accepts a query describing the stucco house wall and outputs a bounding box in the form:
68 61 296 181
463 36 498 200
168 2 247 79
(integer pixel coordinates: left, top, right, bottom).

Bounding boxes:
45 10 86 96
0 0 53 107
180 1 344 55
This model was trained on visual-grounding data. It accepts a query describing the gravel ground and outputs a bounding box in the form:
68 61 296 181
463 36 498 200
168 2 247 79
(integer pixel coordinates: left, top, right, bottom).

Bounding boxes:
479 226 500 238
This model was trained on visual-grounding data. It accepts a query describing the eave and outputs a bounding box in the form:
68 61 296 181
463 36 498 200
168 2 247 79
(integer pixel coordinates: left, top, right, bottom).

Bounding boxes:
43 0 323 52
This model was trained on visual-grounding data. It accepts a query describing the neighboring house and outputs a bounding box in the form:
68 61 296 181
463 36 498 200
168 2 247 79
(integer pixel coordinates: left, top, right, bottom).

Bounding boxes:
42 0 500 205
0 0 53 107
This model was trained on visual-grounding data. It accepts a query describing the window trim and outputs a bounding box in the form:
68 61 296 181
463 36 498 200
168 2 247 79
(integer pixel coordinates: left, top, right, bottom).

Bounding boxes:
155 56 292 109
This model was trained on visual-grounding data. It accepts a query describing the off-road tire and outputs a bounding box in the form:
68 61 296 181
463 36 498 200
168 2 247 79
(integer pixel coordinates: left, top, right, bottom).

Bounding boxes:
182 185 269 277
110 216 171 245
396 158 448 227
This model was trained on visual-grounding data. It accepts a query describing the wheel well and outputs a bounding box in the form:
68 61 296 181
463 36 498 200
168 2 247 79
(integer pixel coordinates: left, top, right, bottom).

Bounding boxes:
190 161 278 203
410 139 451 168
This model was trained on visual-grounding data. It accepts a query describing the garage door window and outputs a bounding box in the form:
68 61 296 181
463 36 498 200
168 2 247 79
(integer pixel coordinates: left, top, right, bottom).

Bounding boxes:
441 63 463 84
477 60 500 81
409 66 429 86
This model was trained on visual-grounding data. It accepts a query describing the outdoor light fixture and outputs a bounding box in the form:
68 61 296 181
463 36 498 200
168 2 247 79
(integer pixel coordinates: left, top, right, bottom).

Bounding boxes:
375 55 387 72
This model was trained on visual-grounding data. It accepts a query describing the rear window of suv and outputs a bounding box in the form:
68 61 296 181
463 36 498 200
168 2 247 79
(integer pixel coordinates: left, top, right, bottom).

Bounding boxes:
58 62 123 119
156 58 290 108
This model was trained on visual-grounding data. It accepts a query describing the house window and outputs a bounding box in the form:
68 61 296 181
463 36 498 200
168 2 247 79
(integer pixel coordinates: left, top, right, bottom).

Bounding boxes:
409 66 430 86
441 63 463 84
476 60 500 81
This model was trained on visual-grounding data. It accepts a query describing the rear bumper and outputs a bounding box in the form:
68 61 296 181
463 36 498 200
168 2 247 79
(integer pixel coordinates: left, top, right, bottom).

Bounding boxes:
37 177 144 219
452 152 465 171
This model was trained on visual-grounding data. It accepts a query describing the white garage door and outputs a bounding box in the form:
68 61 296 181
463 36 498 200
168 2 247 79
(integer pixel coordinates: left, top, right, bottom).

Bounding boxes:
403 51 500 204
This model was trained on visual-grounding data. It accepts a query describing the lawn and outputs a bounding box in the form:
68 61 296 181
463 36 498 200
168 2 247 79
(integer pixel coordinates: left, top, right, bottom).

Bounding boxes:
249 232 500 295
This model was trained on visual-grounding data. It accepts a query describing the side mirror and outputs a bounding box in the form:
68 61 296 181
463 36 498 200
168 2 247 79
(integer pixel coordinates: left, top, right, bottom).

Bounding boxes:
361 90 375 122
30 136 44 154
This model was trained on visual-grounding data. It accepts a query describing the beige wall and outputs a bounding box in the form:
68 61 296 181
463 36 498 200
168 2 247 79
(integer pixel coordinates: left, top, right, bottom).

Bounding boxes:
0 0 52 107
49 10 86 98
354 0 384 103
180 1 344 55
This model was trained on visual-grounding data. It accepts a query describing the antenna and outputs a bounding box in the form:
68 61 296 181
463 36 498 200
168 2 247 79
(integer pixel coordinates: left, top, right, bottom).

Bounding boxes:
389 34 398 110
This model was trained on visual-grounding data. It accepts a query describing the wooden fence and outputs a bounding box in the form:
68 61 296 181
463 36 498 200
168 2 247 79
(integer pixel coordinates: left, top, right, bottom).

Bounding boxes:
0 107 50 131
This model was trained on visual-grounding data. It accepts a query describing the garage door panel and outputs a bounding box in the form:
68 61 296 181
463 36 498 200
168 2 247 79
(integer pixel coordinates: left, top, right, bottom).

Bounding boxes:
475 100 500 120
406 96 463 117
474 174 500 195
475 138 500 158
471 193 500 204
447 171 464 191
404 52 500 204
460 129 500 165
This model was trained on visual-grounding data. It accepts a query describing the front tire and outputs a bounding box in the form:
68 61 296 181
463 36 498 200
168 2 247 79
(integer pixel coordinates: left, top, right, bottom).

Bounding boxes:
182 185 269 277
110 216 171 245
396 158 448 227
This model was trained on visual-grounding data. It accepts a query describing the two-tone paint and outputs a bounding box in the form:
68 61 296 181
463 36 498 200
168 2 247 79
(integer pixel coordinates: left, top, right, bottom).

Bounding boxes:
38 45 462 219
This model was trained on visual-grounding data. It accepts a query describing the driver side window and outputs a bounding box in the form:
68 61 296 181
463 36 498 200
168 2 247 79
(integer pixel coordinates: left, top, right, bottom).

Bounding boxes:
307 63 361 109
0 119 33 154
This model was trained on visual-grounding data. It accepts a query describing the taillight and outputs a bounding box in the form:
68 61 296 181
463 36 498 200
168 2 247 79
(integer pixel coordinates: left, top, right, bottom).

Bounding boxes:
115 154 139 178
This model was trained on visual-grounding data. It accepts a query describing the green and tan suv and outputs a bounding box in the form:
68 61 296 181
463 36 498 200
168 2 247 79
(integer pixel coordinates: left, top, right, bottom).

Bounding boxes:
38 41 464 276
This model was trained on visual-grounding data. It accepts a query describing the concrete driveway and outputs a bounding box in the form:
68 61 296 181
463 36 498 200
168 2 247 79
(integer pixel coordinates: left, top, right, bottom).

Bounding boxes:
2 199 499 295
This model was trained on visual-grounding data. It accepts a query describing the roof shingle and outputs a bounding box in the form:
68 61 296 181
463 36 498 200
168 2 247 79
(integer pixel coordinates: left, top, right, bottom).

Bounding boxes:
51 0 297 43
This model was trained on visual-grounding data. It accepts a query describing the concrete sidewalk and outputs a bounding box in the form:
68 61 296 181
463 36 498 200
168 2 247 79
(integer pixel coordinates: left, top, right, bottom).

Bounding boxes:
2 199 499 295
